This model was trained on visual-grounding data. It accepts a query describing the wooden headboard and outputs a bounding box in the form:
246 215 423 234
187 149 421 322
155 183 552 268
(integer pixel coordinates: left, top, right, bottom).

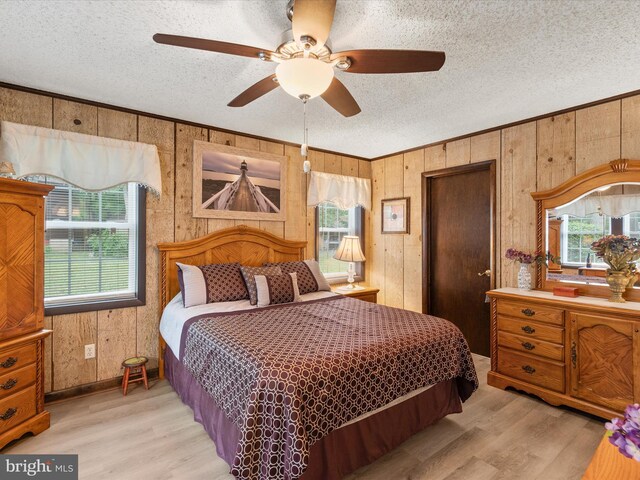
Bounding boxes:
157 225 306 310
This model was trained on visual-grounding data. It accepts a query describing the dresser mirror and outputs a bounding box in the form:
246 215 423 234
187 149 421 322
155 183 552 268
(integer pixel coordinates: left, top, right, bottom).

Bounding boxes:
532 159 640 300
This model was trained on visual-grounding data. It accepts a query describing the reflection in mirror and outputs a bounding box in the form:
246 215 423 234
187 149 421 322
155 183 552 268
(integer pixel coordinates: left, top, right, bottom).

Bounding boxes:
545 183 640 287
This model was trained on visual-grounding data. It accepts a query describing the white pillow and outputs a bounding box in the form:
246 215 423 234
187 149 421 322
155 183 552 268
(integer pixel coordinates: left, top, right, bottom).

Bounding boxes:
177 262 207 308
304 259 331 291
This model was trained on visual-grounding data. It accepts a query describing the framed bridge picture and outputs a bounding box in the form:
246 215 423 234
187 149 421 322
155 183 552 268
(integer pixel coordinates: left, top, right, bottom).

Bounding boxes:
193 141 287 221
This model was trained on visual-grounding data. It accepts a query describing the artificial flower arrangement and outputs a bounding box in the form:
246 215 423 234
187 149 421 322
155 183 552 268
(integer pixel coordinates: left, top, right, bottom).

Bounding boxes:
605 403 640 462
591 235 640 272
504 248 559 265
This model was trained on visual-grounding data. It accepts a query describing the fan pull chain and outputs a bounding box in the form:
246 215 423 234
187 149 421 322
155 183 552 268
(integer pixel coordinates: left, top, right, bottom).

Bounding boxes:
301 97 311 173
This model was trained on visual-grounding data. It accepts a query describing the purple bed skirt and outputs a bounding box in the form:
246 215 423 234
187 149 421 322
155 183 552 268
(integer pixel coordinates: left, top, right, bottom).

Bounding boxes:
165 347 464 480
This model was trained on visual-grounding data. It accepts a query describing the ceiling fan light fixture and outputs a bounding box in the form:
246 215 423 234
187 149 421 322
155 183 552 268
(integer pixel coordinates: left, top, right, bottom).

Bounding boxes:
154 0 444 117
276 58 334 100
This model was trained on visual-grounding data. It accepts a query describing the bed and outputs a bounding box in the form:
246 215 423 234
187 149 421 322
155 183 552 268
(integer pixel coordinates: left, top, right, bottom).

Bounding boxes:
157 225 478 480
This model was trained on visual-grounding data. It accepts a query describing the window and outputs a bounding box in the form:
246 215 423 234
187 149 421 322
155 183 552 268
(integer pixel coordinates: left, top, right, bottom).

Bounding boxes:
561 213 611 266
33 177 145 314
627 213 640 238
560 212 640 266
316 203 364 282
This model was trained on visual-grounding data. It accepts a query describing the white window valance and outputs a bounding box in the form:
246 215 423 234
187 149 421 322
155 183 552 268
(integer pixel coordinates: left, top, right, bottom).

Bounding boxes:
307 171 371 210
0 121 162 195
552 194 640 218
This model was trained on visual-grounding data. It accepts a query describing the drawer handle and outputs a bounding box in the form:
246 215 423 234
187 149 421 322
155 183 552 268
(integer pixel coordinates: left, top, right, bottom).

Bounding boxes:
571 341 577 368
0 407 17 420
521 325 536 334
0 357 17 369
521 342 535 351
522 365 536 375
521 308 535 317
0 378 17 390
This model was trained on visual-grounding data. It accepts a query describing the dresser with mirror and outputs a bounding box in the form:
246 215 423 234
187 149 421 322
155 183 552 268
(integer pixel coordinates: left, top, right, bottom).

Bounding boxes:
488 159 640 419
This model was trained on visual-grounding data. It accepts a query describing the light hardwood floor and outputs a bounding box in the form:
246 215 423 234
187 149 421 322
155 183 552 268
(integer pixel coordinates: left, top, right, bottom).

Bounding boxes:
5 355 604 479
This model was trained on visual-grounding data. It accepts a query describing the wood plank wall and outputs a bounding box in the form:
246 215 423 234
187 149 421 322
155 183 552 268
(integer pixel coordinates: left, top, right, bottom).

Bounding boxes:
0 86 371 393
370 96 640 312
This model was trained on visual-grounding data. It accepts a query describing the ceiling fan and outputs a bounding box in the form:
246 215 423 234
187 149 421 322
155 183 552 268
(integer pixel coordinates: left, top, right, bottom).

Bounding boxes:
153 0 445 117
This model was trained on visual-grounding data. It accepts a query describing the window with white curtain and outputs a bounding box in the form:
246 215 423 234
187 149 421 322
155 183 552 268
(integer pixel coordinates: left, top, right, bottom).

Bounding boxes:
31 176 145 314
561 213 611 266
316 203 364 282
559 213 640 266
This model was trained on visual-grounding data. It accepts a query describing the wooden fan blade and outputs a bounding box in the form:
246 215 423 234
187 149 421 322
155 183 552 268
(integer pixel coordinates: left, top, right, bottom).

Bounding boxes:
321 77 361 117
292 0 336 49
331 49 445 74
228 75 279 107
153 33 274 60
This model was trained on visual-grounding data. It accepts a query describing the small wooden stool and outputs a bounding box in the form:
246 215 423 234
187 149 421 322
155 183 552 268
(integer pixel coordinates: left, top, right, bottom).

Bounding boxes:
122 356 149 396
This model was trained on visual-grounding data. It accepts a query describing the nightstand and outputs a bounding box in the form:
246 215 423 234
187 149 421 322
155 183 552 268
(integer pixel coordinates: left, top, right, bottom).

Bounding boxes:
583 434 640 479
333 286 379 304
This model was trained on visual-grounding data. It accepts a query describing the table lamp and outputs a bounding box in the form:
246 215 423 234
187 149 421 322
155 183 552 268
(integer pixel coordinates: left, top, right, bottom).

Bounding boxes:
334 235 365 290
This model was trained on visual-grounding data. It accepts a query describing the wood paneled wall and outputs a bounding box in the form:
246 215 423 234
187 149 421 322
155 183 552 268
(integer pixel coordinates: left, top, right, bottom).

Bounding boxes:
3 82 638 391
0 86 371 393
370 96 640 312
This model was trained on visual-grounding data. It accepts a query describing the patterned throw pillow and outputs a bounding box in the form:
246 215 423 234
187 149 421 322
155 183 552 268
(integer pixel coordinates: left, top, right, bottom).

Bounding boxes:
199 262 248 303
240 265 283 305
263 260 330 295
254 272 301 307
177 262 248 307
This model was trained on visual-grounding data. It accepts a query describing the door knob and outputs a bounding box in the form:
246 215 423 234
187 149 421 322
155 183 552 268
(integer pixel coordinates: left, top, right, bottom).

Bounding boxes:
477 269 491 277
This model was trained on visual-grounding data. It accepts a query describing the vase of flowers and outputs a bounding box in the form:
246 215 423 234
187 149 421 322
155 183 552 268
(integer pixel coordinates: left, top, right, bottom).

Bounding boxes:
605 403 640 462
517 263 532 290
591 235 640 303
505 249 558 291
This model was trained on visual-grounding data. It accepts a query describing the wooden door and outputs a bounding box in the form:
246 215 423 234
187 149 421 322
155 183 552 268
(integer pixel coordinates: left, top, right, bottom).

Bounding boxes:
569 312 639 411
423 161 495 356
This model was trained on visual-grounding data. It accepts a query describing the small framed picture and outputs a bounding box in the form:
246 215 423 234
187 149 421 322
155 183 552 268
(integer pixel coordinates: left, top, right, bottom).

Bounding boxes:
381 197 410 234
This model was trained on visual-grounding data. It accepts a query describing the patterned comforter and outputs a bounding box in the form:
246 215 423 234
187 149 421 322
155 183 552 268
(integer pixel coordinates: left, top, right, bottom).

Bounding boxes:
180 295 478 480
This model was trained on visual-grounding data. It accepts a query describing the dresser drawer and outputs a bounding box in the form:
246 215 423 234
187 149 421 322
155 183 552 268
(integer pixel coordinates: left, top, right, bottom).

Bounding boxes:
497 300 564 326
498 315 563 344
498 331 564 361
0 364 36 400
497 348 564 392
0 344 37 374
0 385 36 435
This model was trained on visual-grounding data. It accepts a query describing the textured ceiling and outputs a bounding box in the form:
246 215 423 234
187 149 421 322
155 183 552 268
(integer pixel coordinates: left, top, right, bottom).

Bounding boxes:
1 0 640 158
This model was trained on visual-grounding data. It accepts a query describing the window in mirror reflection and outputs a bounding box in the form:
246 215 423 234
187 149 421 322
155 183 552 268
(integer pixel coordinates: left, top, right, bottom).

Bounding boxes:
627 213 640 238
560 213 640 267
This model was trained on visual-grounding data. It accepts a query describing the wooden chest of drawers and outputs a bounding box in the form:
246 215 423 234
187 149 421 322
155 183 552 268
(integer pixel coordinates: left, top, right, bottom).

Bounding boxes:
0 179 53 450
488 288 640 420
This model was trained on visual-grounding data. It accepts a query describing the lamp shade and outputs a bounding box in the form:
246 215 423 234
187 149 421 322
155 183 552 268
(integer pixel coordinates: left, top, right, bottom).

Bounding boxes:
333 235 366 263
276 58 334 99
